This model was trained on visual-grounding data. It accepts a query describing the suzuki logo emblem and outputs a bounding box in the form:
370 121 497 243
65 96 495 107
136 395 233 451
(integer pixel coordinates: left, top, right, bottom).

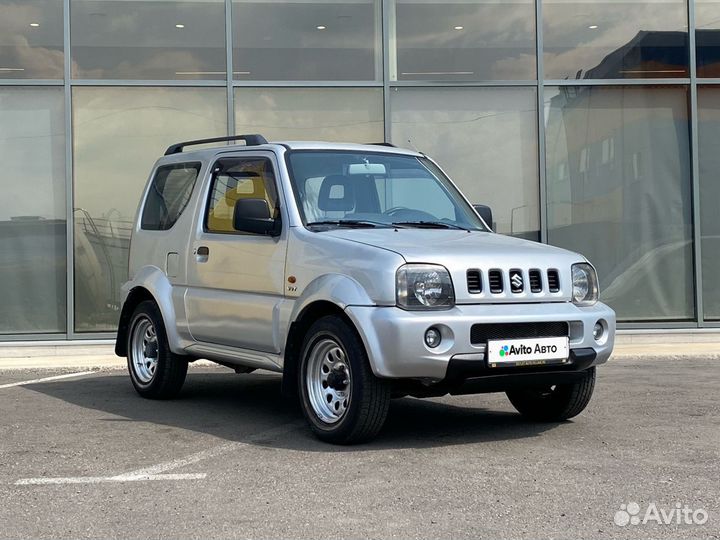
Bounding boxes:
511 272 523 291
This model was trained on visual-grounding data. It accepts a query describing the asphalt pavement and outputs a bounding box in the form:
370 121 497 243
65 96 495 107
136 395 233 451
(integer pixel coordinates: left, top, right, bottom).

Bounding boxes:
0 357 718 539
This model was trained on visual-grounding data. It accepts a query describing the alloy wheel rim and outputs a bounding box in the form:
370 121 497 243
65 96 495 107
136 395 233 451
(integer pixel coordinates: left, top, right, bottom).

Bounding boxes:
305 338 351 424
131 317 158 384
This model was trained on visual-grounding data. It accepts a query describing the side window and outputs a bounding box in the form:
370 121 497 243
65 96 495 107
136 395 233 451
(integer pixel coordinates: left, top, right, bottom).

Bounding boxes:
141 162 201 230
206 157 278 234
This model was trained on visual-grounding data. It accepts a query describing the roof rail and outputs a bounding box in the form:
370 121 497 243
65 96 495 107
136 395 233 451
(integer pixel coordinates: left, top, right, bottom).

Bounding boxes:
164 134 268 155
367 142 397 148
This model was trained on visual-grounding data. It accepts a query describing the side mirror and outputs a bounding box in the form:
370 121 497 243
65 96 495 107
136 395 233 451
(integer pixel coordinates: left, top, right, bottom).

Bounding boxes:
473 204 493 231
233 198 281 236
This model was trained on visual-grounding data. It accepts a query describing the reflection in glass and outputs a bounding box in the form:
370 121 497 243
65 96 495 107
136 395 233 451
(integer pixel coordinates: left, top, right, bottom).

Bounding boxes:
73 87 226 331
71 0 226 80
232 0 379 81
0 0 64 79
390 87 539 239
0 88 66 334
696 0 720 77
234 88 383 142
545 86 693 321
543 0 688 80
391 0 536 81
698 87 720 319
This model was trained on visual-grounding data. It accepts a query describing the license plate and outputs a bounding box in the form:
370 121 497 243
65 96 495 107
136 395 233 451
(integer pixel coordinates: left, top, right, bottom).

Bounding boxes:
487 336 569 367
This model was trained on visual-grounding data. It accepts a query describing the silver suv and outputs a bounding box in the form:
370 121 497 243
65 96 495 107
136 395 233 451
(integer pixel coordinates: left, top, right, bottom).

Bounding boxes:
115 134 616 444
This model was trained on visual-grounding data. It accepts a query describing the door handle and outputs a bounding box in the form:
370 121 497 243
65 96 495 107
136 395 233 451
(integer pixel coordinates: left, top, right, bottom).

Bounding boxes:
195 245 209 262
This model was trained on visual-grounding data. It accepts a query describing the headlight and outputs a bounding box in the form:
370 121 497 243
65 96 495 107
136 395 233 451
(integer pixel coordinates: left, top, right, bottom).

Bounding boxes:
396 264 455 310
572 263 599 306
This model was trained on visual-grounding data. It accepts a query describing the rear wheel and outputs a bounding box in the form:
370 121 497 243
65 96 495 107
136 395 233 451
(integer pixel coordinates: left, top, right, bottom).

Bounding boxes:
506 367 596 421
299 316 390 444
127 300 187 399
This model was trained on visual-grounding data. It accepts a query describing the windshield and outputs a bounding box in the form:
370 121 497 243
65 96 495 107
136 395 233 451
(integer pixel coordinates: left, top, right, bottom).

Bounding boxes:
286 151 488 231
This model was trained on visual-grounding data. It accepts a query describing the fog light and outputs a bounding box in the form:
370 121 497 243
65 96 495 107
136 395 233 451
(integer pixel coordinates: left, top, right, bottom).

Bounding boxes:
424 327 441 348
593 321 604 341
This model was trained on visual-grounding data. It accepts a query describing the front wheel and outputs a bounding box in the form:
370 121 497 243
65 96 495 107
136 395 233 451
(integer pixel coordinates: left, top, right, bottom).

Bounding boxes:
506 367 596 422
126 300 188 399
299 316 390 444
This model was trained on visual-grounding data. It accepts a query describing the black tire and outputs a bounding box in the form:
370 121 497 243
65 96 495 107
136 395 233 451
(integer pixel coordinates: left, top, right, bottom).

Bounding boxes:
298 315 390 444
126 300 188 399
506 367 596 422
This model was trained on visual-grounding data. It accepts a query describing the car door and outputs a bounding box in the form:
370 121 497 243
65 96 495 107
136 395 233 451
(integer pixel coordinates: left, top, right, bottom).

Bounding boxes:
184 153 287 352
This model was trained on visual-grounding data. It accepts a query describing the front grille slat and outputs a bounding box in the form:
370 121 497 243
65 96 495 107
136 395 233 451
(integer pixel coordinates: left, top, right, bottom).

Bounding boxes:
488 269 503 294
466 269 482 294
547 269 560 292
529 269 542 293
470 322 569 345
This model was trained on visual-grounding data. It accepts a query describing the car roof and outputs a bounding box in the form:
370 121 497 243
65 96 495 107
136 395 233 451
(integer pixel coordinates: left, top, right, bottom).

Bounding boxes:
157 140 424 165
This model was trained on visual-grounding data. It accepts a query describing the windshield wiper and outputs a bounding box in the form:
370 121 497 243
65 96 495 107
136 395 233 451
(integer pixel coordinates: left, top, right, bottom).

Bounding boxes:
306 219 394 229
391 220 470 231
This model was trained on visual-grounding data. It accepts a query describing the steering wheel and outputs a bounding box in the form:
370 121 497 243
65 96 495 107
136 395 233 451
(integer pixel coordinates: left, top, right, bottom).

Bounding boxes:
383 206 412 217
383 206 437 221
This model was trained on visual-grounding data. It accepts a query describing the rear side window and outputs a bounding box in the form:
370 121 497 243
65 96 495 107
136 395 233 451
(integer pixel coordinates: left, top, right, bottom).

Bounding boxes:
141 163 201 230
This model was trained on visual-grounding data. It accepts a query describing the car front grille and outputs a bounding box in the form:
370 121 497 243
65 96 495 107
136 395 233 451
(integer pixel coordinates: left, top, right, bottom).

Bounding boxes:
470 321 569 345
466 268 561 295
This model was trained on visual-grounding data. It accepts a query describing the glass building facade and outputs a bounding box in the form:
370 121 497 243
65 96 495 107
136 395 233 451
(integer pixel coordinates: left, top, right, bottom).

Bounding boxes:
1 0 719 340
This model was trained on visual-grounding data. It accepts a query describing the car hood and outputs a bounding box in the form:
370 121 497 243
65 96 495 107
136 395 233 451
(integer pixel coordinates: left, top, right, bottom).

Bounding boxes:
322 228 583 303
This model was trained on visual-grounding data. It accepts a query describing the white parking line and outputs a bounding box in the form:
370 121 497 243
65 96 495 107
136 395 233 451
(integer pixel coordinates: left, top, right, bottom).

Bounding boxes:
14 420 304 487
0 371 96 390
115 442 239 479
116 421 303 479
15 473 207 485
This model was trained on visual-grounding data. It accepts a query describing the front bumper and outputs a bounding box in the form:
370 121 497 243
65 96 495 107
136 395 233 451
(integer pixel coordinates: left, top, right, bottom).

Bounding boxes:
345 301 616 380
